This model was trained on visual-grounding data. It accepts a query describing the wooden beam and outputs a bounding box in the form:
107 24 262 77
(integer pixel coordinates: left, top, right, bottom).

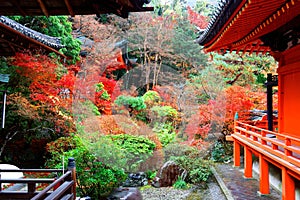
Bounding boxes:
64 0 75 17
36 0 49 17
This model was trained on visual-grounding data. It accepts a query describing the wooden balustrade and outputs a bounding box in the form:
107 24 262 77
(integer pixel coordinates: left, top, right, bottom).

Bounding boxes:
234 121 300 169
0 157 76 200
233 121 300 200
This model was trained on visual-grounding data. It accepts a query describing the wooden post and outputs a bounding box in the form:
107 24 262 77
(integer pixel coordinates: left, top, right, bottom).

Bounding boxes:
282 167 295 200
244 146 252 178
266 73 274 131
259 154 269 195
233 139 241 167
67 157 76 200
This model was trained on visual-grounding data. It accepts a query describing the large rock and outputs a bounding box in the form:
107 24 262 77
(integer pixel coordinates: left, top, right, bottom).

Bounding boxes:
151 161 187 188
107 187 142 200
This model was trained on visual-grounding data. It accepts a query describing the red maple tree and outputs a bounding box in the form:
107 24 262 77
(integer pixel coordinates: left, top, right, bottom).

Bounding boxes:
187 6 208 29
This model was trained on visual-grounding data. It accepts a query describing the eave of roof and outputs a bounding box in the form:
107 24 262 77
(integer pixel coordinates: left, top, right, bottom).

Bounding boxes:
0 16 65 57
0 0 153 18
197 0 300 54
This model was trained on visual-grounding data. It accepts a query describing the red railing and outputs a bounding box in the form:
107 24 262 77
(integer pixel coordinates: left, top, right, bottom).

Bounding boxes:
233 121 300 173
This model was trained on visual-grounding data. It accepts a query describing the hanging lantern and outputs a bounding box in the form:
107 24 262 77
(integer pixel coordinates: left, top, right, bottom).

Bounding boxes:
0 74 9 128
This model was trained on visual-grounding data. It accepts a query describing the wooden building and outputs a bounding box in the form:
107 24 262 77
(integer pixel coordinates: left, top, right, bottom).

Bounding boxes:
197 0 300 200
0 0 153 18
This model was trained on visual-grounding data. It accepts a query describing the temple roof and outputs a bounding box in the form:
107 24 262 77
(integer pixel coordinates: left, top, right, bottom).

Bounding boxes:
197 0 300 54
0 0 153 18
0 1 153 56
0 16 65 56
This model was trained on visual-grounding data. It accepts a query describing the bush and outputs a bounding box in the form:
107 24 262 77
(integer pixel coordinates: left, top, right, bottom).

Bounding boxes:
114 95 146 111
108 134 156 171
150 105 177 123
173 176 188 189
211 141 233 163
46 136 126 199
152 122 176 147
163 143 199 161
171 151 212 184
142 90 161 105
45 136 78 167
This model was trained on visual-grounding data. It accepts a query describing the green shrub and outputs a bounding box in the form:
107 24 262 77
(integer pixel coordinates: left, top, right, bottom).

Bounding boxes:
142 91 161 105
163 143 199 161
46 136 126 199
64 146 126 198
114 95 146 111
150 105 177 121
173 176 188 189
171 152 212 184
107 134 156 171
45 135 78 167
145 170 157 180
152 122 176 147
211 141 233 163
88 135 129 169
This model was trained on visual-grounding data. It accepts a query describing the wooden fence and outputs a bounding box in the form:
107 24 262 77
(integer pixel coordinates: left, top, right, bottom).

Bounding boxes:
0 157 76 200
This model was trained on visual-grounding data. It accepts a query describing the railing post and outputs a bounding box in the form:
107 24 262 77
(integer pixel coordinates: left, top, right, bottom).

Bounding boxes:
284 138 292 156
28 182 36 194
282 167 295 200
261 130 267 145
258 154 269 195
244 146 252 178
67 157 76 200
233 139 241 167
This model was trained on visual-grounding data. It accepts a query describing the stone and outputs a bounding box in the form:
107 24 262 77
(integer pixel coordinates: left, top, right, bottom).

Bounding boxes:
107 187 142 200
151 160 187 188
123 172 148 187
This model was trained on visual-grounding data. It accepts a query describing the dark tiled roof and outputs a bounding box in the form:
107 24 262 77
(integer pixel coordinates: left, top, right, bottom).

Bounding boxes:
0 16 64 50
0 16 66 56
197 0 242 45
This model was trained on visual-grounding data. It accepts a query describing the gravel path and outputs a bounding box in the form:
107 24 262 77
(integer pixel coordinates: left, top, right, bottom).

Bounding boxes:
140 178 226 200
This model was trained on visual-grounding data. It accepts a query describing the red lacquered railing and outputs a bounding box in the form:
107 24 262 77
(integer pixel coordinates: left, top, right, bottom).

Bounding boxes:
233 121 300 171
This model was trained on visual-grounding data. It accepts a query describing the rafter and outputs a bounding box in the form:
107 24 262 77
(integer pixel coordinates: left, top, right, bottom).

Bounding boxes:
36 0 49 17
64 0 75 17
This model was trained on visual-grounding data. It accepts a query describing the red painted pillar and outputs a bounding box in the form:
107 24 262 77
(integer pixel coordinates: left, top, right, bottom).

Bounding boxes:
233 139 240 167
244 146 252 178
282 167 295 200
259 154 269 195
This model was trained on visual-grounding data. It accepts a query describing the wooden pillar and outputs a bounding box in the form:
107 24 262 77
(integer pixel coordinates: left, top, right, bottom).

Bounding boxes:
233 139 241 167
244 146 252 178
68 157 76 200
266 73 274 131
282 167 295 200
259 154 269 195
